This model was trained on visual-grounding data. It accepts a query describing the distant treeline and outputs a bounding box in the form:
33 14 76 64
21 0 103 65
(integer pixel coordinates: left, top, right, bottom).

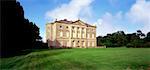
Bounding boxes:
97 30 150 48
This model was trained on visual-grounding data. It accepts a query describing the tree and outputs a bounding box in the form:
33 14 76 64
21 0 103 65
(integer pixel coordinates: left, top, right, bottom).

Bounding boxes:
143 32 150 47
96 36 103 46
145 32 150 42
1 1 43 57
96 30 149 48
136 30 145 39
111 31 127 47
97 31 127 47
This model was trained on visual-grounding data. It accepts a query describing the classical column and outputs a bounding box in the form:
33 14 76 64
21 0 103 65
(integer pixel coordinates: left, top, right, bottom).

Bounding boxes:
80 27 82 38
69 26 72 47
75 27 77 38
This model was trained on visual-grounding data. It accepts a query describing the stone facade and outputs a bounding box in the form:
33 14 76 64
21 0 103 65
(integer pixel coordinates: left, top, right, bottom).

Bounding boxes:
46 19 96 48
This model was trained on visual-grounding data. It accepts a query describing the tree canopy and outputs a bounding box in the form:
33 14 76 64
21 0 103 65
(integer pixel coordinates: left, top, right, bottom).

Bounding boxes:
97 30 150 48
1 1 46 57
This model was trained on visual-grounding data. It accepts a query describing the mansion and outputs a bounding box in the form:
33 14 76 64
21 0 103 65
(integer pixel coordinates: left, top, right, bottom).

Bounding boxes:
46 19 96 48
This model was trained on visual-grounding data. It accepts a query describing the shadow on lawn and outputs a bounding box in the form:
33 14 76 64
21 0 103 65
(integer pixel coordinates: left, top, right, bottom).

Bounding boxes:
1 50 32 58
1 48 71 58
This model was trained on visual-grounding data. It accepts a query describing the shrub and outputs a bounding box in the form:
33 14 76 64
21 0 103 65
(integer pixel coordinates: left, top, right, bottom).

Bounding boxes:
126 43 134 48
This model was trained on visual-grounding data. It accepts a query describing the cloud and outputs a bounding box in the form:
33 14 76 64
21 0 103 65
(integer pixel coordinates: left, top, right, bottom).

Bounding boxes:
126 0 150 33
95 0 150 36
43 0 94 42
45 0 94 21
94 12 126 36
44 0 150 39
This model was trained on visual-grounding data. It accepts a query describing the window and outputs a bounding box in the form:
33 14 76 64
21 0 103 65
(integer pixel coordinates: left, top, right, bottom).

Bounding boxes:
88 34 90 38
60 31 63 37
66 32 69 37
73 32 76 38
66 26 68 28
88 42 90 47
73 40 75 47
92 42 95 47
67 41 70 47
77 41 80 47
77 33 80 38
82 41 85 47
82 34 84 38
60 26 62 29
92 34 94 38
87 29 90 32
52 41 55 47
60 41 63 47
72 26 74 29
92 29 94 32
82 28 84 30
82 28 84 33
92 29 95 32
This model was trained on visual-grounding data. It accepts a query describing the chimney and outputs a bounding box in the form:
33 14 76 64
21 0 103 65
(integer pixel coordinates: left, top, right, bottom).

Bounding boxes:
55 18 57 21
64 19 67 21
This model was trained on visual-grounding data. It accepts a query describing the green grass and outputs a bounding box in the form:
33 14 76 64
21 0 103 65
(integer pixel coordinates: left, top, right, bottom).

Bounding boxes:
0 48 150 70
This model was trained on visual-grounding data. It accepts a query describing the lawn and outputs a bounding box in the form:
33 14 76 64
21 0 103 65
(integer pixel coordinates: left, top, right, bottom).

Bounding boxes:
0 48 150 70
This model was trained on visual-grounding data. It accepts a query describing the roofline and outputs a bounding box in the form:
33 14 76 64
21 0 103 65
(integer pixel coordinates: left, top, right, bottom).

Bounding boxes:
46 19 96 28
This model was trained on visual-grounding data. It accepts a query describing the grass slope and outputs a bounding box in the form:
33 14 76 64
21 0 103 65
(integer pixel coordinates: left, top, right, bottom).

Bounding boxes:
0 48 150 70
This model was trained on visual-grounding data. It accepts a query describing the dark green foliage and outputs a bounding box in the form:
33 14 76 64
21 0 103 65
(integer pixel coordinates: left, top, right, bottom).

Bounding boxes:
97 36 105 46
126 39 144 48
1 1 45 57
126 43 134 48
97 30 150 48
145 32 150 42
143 42 150 48
97 31 127 47
34 41 48 49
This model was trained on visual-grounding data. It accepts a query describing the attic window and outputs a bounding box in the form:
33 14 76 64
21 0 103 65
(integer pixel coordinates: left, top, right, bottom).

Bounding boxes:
60 26 62 28
66 26 68 28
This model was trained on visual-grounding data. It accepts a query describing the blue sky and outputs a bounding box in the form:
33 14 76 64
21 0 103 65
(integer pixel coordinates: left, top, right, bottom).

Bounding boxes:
18 0 150 42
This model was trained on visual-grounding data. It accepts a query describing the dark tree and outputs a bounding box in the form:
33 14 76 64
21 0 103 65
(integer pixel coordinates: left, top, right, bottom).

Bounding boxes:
97 36 104 46
143 32 150 47
136 30 145 38
111 31 127 47
1 1 43 57
145 32 150 42
96 30 149 48
99 31 127 47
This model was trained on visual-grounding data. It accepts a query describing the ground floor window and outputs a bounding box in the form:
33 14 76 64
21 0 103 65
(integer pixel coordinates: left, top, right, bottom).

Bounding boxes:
60 31 63 37
60 41 63 47
72 40 76 47
82 41 85 47
92 42 95 47
88 42 90 47
67 41 70 47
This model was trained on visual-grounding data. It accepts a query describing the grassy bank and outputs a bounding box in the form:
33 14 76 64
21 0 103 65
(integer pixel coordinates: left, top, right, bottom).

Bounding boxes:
0 48 150 70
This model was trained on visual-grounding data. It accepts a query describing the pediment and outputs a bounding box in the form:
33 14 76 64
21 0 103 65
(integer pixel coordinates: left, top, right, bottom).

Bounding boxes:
73 20 87 26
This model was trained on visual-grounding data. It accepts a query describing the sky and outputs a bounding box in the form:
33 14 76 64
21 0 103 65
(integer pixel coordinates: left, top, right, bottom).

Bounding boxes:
18 0 150 42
